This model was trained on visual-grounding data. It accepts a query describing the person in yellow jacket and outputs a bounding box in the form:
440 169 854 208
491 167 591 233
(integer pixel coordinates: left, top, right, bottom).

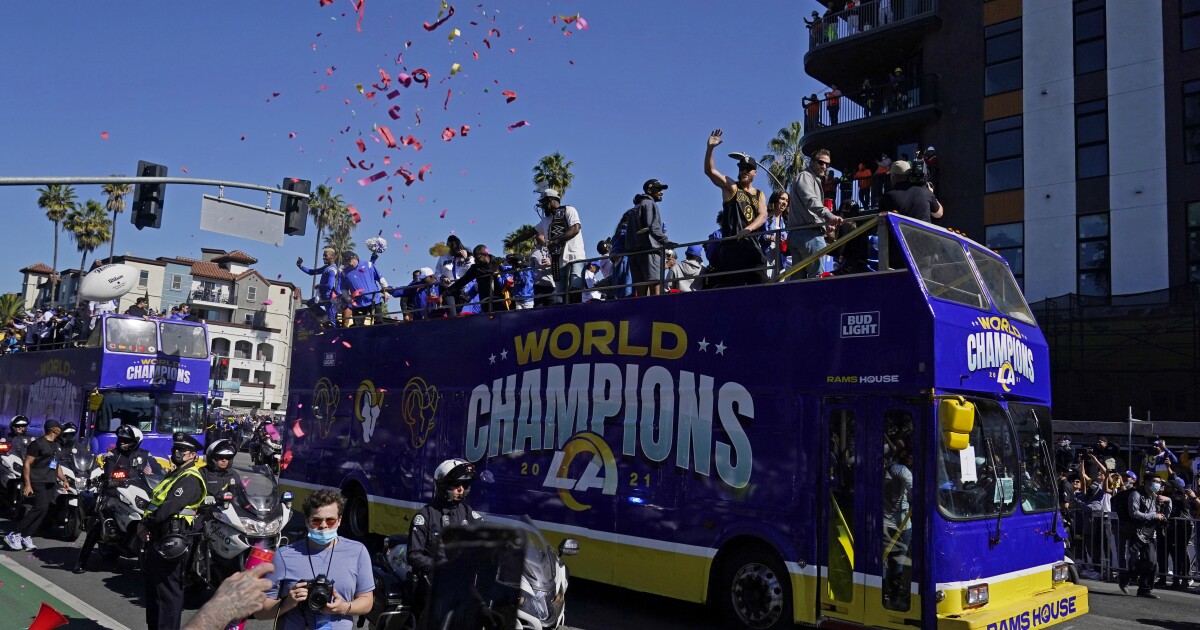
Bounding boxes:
137 433 206 630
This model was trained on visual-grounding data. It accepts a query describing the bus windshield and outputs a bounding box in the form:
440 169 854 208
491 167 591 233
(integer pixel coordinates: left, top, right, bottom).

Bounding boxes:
95 391 154 433
1008 403 1058 513
159 322 209 359
157 394 207 434
969 247 1036 325
105 318 158 354
898 224 989 310
936 398 1020 519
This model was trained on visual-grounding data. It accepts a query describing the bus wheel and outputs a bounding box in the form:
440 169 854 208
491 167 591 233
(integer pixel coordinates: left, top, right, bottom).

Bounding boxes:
717 547 792 630
343 486 370 540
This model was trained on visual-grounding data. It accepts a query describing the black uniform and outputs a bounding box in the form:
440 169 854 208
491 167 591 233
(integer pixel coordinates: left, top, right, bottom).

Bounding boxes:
4 432 33 458
408 498 483 607
878 181 938 222
1126 487 1166 595
14 436 64 537
143 465 206 630
201 467 242 499
73 448 162 572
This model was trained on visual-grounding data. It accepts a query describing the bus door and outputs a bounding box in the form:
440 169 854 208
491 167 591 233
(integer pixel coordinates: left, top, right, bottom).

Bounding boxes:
818 397 923 629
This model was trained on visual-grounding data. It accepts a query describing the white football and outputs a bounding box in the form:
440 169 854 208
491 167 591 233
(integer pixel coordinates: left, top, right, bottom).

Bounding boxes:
79 264 138 301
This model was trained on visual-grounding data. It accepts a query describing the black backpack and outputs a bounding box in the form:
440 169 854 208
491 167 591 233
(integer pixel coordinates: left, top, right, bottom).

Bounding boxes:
1111 488 1132 521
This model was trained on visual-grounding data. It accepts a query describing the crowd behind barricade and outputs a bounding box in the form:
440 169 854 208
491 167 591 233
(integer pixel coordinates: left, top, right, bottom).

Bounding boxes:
1054 434 1200 595
3 295 201 354
299 131 946 328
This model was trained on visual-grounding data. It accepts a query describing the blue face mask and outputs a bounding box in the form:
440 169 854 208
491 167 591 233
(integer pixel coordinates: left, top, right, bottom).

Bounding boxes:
1150 483 1163 494
308 527 338 545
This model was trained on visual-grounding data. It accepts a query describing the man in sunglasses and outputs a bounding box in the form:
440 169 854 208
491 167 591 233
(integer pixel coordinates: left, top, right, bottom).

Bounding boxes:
787 147 844 279
409 459 484 611
139 433 207 630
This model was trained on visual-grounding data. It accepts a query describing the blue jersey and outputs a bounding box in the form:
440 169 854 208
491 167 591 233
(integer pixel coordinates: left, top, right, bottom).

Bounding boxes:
300 263 341 299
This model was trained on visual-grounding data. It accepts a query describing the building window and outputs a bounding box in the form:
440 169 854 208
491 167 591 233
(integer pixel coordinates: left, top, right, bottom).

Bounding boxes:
985 222 1025 286
253 370 272 386
985 116 1023 193
234 340 253 360
1073 0 1106 75
984 19 1021 96
246 286 257 302
1186 80 1200 164
231 368 250 383
1076 100 1108 179
1185 0 1200 51
171 274 182 291
210 337 230 357
1188 201 1200 283
244 313 254 325
257 343 274 362
1078 213 1110 296
138 270 149 288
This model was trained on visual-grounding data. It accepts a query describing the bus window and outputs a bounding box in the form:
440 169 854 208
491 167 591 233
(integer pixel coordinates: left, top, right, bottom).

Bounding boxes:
159 322 209 358
968 247 1035 326
898 225 988 310
105 318 158 354
882 410 914 612
935 399 1019 519
1008 403 1058 513
95 391 154 433
157 394 206 434
827 408 856 605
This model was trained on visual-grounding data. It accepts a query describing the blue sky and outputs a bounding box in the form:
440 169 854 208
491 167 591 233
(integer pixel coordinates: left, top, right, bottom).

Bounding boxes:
0 1 823 294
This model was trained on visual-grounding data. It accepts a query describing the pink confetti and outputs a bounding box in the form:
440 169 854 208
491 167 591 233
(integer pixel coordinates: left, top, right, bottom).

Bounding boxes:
181 166 189 174
460 124 470 136
441 127 456 141
472 51 479 60
507 120 529 132
444 89 452 110
396 73 412 88
396 168 416 186
343 340 353 348
289 132 297 138
319 0 333 5
383 208 391 217
394 232 403 238
418 164 432 181
576 17 589 30
378 125 397 148
439 209 447 218
388 105 402 119
357 171 387 186
262 299 274 305
348 206 362 223
386 89 400 100
502 89 516 103
411 69 429 88
100 131 109 140
508 47 516 54
423 4 455 31
293 420 305 437
356 139 367 153
240 135 246 141
403 135 423 151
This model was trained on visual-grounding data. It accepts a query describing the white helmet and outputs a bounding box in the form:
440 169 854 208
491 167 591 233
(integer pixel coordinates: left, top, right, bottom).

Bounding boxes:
433 458 477 502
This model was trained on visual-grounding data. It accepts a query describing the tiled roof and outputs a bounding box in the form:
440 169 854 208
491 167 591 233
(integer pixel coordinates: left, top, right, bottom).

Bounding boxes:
213 250 258 264
20 263 53 274
190 261 236 281
235 269 265 282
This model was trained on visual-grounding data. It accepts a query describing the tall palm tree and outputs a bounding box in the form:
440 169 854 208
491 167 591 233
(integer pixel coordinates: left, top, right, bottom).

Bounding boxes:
759 121 806 193
101 180 133 262
322 205 358 263
532 152 575 197
503 224 538 258
64 200 113 308
37 184 78 304
307 185 345 291
0 293 25 328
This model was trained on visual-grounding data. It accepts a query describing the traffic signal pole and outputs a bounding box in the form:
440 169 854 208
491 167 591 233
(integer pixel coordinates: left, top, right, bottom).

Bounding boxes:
0 176 310 199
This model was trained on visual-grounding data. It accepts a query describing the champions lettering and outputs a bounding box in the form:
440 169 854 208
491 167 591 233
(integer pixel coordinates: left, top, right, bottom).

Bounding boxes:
966 325 1035 383
464 363 754 489
985 595 1078 630
126 358 191 384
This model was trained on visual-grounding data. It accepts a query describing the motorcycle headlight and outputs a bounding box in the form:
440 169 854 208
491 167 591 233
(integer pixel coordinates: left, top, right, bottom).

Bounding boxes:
240 514 288 536
518 587 550 620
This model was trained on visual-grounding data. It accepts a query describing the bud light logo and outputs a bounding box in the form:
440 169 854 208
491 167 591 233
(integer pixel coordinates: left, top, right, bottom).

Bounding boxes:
840 312 880 338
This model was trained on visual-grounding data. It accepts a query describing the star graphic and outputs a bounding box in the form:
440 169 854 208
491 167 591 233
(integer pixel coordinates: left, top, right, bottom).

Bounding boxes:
715 341 727 356
698 338 710 352
489 354 496 364
500 349 508 360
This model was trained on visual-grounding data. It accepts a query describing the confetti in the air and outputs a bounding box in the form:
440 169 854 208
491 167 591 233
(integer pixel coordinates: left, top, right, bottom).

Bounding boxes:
507 120 529 131
502 90 517 103
100 131 109 140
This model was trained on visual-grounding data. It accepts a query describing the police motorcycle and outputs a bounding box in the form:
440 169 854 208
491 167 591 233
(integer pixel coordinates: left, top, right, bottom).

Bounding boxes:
249 422 282 474
50 435 99 541
364 515 578 630
93 460 162 560
0 416 32 518
188 463 293 590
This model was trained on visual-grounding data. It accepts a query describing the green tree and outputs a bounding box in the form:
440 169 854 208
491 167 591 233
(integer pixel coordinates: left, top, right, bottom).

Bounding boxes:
37 184 78 304
322 205 358 263
307 185 345 290
532 152 575 197
503 224 538 258
759 121 806 193
101 180 133 262
64 200 113 308
0 293 26 328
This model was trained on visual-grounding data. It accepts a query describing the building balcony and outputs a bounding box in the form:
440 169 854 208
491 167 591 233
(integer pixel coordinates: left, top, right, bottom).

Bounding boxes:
801 74 940 159
804 0 941 86
190 289 235 309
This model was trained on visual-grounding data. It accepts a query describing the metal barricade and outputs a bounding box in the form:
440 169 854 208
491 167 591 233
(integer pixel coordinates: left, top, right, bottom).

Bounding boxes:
1063 506 1199 586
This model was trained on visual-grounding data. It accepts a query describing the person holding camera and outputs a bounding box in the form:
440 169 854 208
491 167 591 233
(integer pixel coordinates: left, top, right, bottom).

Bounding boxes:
258 489 374 629
1122 471 1170 598
877 160 943 223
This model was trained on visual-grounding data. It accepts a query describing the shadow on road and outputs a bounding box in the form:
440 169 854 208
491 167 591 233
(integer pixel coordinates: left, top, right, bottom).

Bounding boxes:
1136 622 1200 630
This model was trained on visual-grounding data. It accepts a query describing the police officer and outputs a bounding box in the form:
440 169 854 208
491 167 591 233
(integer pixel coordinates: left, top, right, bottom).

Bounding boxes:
408 459 483 607
201 439 241 500
56 422 82 459
4 415 32 457
72 425 163 573
4 420 68 550
138 433 206 630
1124 470 1170 598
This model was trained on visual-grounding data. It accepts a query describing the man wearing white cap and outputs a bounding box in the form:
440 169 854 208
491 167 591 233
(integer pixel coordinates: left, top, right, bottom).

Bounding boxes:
534 189 586 303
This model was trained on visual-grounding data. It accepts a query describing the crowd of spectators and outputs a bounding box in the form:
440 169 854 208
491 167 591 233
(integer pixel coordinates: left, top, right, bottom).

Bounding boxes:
1 296 198 354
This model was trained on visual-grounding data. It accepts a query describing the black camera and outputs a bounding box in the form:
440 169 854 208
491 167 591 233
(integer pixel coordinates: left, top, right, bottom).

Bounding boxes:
909 157 927 184
305 574 336 612
504 253 528 268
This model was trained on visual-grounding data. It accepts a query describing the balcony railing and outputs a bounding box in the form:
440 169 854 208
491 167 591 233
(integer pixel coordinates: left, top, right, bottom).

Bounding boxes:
807 0 937 51
803 74 938 132
191 289 233 305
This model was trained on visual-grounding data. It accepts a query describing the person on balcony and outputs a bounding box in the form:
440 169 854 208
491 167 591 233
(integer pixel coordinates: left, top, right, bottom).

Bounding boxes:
825 85 842 125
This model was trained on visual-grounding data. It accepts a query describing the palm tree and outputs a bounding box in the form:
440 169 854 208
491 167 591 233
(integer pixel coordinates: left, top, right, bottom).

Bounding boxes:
322 205 358 262
37 184 78 304
101 180 133 262
307 185 345 291
64 200 113 308
759 121 806 193
503 224 538 258
0 294 26 328
532 152 575 197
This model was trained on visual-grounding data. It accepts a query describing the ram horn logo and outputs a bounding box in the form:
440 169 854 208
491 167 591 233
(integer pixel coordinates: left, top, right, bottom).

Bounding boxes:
401 377 439 449
355 380 385 444
312 377 340 439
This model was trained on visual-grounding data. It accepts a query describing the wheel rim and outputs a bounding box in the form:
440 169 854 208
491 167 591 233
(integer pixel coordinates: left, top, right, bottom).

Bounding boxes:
345 493 369 539
730 562 784 629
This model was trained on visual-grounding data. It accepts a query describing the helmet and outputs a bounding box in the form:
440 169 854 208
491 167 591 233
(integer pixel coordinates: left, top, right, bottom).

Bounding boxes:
9 415 29 432
205 439 237 471
116 425 143 451
433 458 477 502
60 422 78 444
155 533 190 561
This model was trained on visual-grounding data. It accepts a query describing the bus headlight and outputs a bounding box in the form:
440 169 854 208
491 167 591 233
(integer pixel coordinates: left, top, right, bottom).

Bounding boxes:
1052 562 1070 583
965 583 989 607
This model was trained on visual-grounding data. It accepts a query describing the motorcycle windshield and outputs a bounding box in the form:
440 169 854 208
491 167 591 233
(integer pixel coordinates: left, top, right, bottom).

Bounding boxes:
72 447 96 473
239 464 281 514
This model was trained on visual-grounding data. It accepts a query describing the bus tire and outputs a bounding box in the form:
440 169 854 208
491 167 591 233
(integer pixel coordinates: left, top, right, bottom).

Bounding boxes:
343 485 370 541
716 545 792 630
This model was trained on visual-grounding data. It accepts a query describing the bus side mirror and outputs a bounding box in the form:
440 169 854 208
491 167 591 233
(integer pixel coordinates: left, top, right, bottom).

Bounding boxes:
939 398 975 451
88 392 104 412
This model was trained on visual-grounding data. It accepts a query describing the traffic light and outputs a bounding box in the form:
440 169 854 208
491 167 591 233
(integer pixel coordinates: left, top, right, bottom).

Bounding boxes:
132 160 167 230
282 178 311 236
214 357 230 381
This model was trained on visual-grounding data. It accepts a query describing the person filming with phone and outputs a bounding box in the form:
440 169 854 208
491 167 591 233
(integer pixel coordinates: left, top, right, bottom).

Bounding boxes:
257 490 374 629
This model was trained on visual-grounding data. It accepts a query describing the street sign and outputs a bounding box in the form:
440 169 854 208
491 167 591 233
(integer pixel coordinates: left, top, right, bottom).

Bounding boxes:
199 194 285 246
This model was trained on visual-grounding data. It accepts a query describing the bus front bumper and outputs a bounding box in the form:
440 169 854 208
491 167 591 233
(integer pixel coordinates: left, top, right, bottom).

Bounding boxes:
939 583 1088 630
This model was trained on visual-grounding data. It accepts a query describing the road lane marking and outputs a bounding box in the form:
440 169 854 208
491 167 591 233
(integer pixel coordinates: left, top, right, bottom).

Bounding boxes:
0 554 131 630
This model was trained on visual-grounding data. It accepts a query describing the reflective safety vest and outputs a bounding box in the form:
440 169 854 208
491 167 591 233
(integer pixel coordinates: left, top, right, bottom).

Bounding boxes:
145 466 206 525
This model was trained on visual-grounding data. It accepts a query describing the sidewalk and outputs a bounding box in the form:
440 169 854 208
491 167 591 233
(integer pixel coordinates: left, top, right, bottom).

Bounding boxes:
0 554 129 629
